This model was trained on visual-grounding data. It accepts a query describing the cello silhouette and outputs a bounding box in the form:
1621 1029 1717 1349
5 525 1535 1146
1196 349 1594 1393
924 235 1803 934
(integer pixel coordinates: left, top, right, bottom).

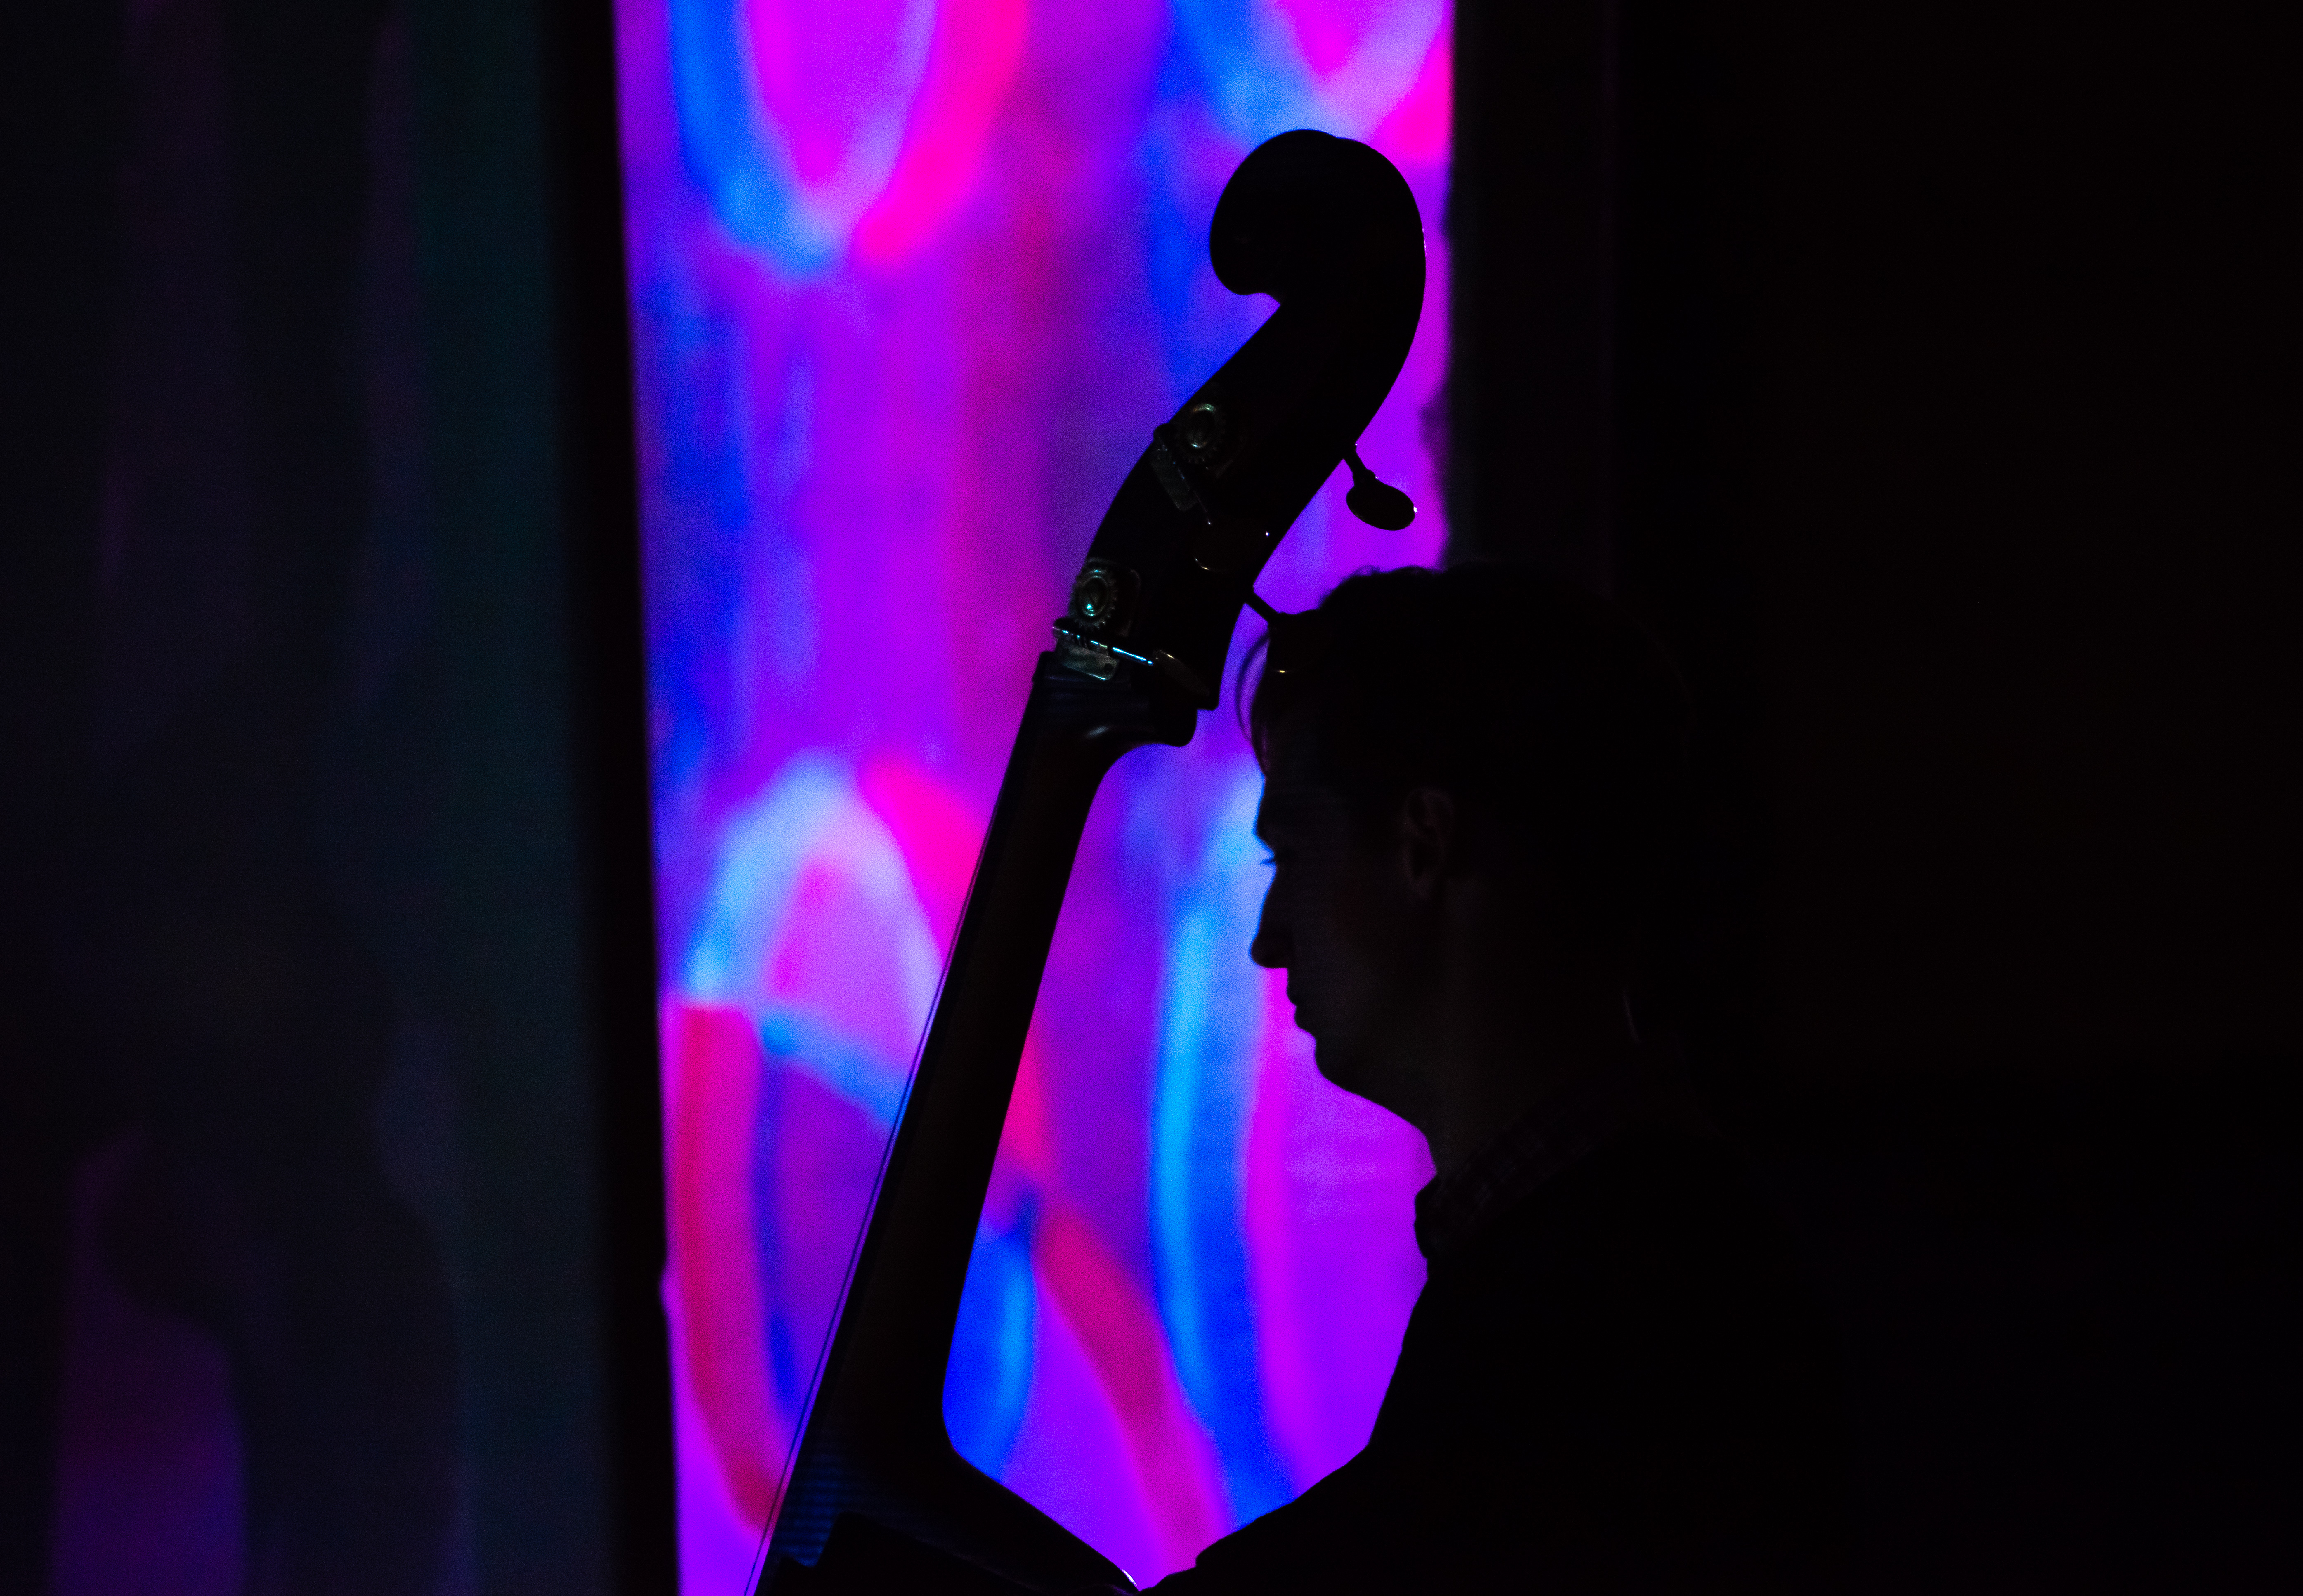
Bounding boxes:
758 130 1425 1595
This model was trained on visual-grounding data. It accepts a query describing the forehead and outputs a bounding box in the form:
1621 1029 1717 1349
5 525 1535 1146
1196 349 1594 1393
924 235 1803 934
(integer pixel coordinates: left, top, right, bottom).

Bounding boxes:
1253 731 1351 837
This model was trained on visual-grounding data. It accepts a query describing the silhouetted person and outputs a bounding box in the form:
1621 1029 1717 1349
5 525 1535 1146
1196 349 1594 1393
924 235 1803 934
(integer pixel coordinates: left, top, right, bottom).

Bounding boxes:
1151 565 1849 1593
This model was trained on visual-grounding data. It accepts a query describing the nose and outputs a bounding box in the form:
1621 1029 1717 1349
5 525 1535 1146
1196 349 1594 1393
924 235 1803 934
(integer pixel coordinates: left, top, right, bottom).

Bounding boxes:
1249 880 1289 970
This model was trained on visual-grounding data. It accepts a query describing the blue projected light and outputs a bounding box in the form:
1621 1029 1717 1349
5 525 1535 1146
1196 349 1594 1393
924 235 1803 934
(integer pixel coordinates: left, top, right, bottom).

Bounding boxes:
1150 766 1293 1521
1173 0 1445 143
665 0 933 272
946 1218 1039 1476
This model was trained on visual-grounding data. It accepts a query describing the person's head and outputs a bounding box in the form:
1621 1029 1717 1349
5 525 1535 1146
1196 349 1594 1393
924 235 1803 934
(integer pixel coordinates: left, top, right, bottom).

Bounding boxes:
1246 563 1690 1124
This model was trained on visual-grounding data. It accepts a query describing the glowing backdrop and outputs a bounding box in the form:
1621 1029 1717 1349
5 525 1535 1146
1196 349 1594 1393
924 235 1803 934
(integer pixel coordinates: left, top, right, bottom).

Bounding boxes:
613 1 1450 1586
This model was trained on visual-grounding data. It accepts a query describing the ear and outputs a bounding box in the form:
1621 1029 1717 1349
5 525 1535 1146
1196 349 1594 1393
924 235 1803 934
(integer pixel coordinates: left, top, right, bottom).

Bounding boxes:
1395 786 1457 901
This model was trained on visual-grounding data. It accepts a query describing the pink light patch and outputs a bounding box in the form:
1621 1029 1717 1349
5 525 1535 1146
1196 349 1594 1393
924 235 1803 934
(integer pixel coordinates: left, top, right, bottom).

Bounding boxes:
1245 971 1431 1492
744 0 927 185
671 1285 777 1590
663 1004 785 1527
860 754 988 951
855 0 1031 265
989 1031 1226 1565
1273 0 1401 76
1372 11 1451 171
758 1068 898 1402
770 857 936 1068
1030 1204 1231 1569
999 1268 1173 1588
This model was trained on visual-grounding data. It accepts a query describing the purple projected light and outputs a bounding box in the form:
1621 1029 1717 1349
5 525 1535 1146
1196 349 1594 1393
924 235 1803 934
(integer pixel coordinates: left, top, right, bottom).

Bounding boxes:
615 0 1450 1586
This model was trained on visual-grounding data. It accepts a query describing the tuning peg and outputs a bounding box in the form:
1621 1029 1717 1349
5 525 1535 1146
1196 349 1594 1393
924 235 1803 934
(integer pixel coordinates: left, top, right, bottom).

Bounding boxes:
1344 445 1416 530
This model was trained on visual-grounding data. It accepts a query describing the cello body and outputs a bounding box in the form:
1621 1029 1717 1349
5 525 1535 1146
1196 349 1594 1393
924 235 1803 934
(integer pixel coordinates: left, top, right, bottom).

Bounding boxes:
756 130 1426 1595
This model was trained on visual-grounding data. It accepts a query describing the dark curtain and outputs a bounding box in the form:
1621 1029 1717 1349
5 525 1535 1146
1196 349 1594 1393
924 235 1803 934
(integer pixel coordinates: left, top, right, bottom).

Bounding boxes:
0 0 669 1591
1451 0 2301 1586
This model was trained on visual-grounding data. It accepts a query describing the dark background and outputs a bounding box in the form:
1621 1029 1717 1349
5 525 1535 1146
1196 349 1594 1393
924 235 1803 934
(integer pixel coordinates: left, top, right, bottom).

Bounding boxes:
0 0 670 1591
1 0 2295 1591
1454 0 2300 1588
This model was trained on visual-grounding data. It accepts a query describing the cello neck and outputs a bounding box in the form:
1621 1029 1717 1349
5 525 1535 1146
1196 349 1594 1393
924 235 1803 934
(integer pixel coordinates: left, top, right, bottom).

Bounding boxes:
765 659 1183 1587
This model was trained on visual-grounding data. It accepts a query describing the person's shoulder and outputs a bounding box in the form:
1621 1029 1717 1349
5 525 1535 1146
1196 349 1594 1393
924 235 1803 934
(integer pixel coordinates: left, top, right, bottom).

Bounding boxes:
1450 1118 1811 1339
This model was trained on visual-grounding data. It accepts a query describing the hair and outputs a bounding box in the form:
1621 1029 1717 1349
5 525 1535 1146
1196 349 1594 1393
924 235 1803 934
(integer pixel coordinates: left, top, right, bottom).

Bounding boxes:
1245 562 1692 953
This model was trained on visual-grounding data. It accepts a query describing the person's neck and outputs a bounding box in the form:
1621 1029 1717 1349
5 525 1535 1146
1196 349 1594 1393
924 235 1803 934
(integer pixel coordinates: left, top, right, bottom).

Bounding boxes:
1418 979 1636 1180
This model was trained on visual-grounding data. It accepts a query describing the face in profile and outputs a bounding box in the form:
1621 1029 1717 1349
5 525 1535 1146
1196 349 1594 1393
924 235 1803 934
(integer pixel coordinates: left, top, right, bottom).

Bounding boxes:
1249 728 1441 1130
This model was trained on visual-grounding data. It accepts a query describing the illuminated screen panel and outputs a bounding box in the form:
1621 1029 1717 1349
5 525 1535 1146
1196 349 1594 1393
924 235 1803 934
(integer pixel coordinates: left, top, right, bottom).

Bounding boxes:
614 1 1450 1586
